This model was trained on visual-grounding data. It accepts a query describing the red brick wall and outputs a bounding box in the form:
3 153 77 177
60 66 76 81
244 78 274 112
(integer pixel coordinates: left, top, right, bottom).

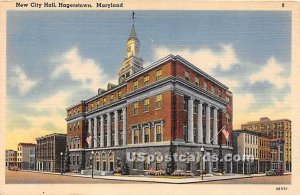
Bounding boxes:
67 119 86 148
126 91 172 143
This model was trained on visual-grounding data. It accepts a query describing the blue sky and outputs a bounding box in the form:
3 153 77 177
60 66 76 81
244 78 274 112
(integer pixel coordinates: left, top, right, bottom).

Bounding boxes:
6 11 291 149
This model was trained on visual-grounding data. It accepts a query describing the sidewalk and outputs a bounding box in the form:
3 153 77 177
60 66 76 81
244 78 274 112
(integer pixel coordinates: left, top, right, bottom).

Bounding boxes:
19 170 291 184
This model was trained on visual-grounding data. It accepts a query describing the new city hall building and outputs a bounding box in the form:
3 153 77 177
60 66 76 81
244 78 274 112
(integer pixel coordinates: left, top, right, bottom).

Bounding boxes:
66 22 233 175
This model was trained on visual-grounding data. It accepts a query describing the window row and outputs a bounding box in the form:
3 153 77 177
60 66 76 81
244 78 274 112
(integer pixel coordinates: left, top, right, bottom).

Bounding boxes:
132 94 162 115
184 70 224 99
68 121 80 131
132 125 163 144
245 134 258 145
132 69 162 91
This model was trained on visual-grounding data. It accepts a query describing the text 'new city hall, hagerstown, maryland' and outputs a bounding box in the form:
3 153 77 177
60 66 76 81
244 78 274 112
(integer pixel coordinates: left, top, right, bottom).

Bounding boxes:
65 17 233 176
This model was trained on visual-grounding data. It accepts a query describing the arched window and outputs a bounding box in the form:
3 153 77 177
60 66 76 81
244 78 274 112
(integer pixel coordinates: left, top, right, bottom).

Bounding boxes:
102 153 106 171
109 153 114 171
95 153 100 170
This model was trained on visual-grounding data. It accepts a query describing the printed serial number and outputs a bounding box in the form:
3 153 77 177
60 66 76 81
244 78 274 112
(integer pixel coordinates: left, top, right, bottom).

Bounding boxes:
276 187 288 191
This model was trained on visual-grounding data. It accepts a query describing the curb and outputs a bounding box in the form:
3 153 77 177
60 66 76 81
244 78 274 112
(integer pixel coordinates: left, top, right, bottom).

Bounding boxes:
15 170 291 184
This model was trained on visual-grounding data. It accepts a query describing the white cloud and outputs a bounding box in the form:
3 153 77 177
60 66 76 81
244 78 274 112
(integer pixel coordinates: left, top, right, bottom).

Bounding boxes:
9 66 37 95
218 77 239 89
249 57 289 89
33 90 72 114
51 47 116 91
153 44 239 74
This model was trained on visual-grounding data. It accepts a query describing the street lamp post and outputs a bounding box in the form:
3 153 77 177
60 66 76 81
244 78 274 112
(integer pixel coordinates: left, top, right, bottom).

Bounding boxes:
60 152 63 175
91 151 94 178
200 146 205 180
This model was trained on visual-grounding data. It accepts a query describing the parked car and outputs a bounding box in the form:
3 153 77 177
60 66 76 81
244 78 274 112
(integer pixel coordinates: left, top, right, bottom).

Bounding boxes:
266 170 275 176
266 169 284 176
12 166 19 171
275 169 284 176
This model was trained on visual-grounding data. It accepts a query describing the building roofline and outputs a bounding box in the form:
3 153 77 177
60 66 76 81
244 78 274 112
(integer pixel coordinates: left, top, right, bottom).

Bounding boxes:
18 143 36 146
232 129 261 135
243 118 291 125
67 54 231 109
126 54 229 90
36 133 67 140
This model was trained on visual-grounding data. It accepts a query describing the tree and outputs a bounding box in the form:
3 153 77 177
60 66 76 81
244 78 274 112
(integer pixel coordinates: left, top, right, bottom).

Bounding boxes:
64 147 71 172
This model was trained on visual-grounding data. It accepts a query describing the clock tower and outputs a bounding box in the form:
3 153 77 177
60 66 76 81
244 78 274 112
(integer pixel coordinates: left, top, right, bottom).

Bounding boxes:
118 12 143 84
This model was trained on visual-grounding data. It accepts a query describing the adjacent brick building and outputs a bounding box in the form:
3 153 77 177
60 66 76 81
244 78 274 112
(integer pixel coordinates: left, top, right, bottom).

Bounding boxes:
66 22 233 175
17 143 36 170
36 133 67 172
241 117 291 171
258 135 271 172
5 150 17 168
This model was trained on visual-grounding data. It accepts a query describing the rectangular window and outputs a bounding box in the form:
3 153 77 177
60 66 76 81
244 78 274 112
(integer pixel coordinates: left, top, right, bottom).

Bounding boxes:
97 100 99 108
226 113 230 123
133 102 138 115
144 127 150 143
103 97 106 105
133 80 138 91
183 98 188 111
119 130 123 145
218 89 222 98
134 129 139 144
193 102 197 114
143 98 149 112
156 125 162 142
133 160 138 170
156 94 162 109
183 124 188 142
185 71 190 81
144 155 149 170
226 96 230 102
204 81 208 91
195 76 199 86
144 75 150 86
186 162 191 171
156 69 162 81
118 91 122 99
110 94 114 102
211 85 215 95
156 160 162 170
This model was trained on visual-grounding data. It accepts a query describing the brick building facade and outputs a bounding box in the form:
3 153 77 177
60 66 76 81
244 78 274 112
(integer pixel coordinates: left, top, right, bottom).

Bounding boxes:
66 22 233 175
241 117 291 171
5 150 17 168
258 135 271 173
36 133 67 172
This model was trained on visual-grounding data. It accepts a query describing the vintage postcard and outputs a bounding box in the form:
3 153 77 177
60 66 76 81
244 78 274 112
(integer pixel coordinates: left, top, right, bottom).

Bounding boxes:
0 0 299 195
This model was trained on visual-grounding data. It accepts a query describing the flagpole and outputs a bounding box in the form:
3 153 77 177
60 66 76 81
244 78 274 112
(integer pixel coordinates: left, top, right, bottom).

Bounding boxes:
210 126 225 144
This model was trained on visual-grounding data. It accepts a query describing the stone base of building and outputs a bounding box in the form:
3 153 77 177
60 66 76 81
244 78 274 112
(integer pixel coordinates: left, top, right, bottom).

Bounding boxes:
69 142 233 176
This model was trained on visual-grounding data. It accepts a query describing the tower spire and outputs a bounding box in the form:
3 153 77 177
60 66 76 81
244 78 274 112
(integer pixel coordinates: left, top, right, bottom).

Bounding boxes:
132 11 136 24
118 11 143 84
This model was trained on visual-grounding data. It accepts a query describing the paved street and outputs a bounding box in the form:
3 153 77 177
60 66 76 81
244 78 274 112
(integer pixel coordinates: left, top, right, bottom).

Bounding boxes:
5 170 141 184
197 175 291 184
6 169 291 184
